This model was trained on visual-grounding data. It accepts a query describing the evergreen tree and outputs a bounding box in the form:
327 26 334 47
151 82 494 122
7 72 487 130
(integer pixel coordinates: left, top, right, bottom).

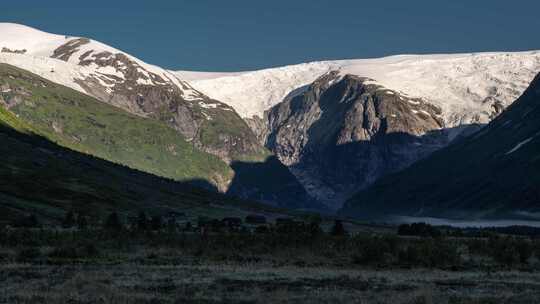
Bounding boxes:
150 215 163 231
15 214 40 228
62 210 76 228
77 214 88 230
104 212 122 231
137 211 148 231
331 220 347 236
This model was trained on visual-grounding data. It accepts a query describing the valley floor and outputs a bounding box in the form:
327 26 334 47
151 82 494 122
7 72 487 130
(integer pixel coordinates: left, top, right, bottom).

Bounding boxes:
1 263 540 304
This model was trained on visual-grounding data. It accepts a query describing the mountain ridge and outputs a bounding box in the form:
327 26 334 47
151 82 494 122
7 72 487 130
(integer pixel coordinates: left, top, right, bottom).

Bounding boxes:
341 72 540 219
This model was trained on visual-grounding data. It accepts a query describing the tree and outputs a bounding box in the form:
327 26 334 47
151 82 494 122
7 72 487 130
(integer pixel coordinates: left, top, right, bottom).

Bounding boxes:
307 214 323 236
104 212 122 231
14 214 40 228
150 215 163 231
77 214 88 230
137 211 148 231
62 210 76 228
331 220 347 236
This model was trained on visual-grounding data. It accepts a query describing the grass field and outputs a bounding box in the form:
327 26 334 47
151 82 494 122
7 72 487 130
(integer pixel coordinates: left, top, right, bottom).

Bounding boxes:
0 225 539 304
2 263 539 304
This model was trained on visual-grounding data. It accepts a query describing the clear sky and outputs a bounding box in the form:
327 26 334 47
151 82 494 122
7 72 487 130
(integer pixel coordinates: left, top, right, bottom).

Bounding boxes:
2 0 539 71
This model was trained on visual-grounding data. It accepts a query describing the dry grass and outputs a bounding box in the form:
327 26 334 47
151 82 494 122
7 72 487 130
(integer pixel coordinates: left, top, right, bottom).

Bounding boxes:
1 263 539 304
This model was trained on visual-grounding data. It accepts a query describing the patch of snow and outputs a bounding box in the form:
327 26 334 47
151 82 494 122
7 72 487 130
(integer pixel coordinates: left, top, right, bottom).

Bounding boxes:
198 101 219 109
94 65 125 79
506 137 534 155
0 23 69 57
0 52 88 92
201 112 212 121
176 62 339 119
136 77 153 85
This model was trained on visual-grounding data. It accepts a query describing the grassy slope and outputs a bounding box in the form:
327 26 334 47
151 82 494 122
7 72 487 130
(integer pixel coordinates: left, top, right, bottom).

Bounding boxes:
0 63 232 186
0 111 290 224
342 73 540 219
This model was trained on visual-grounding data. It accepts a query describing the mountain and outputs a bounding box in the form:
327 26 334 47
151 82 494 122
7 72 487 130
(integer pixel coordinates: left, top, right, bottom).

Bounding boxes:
182 51 540 126
0 63 232 187
261 71 457 209
0 101 284 225
4 23 540 212
181 51 540 209
0 23 263 162
0 23 314 209
341 72 540 220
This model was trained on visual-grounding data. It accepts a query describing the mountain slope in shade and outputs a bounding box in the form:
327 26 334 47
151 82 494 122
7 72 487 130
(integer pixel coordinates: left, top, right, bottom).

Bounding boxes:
341 72 540 220
0 105 285 225
260 71 470 209
0 23 264 162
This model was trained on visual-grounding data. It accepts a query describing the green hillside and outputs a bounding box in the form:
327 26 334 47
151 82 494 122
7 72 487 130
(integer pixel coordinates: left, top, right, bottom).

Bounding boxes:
0 63 233 187
0 107 289 224
342 73 540 220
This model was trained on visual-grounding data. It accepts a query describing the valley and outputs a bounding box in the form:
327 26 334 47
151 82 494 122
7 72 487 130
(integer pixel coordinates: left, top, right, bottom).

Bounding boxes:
0 11 539 304
0 22 539 220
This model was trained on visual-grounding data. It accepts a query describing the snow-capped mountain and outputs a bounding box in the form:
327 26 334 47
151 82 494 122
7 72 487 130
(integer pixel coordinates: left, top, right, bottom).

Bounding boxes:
0 23 201 101
177 51 540 209
3 22 539 212
0 23 321 210
180 51 540 127
0 23 265 162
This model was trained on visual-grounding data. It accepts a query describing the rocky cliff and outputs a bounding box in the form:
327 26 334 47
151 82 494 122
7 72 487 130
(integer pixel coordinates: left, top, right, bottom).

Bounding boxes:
261 71 471 209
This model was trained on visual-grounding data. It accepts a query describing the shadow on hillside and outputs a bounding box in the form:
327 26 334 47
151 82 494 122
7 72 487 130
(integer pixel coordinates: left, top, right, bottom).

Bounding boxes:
225 155 325 211
263 78 485 210
0 123 269 219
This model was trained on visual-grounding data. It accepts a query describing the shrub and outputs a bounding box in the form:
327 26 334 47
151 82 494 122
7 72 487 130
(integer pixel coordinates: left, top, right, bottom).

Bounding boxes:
104 212 123 231
398 223 441 237
16 247 41 262
151 215 163 231
331 220 347 237
13 214 40 228
137 211 148 231
62 210 76 228
49 243 100 260
77 214 88 230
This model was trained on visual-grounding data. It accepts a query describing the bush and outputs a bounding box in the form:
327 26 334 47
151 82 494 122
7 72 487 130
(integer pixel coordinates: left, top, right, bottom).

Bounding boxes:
16 247 41 262
398 223 441 237
49 243 99 260
331 220 347 236
353 237 392 265
62 211 76 228
104 212 123 231
13 214 40 228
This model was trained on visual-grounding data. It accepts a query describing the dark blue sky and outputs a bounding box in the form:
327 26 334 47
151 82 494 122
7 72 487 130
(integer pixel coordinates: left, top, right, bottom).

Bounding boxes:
2 0 538 71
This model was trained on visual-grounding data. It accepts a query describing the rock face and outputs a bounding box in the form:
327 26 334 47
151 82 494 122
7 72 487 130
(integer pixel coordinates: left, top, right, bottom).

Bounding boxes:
261 71 465 210
341 72 540 220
